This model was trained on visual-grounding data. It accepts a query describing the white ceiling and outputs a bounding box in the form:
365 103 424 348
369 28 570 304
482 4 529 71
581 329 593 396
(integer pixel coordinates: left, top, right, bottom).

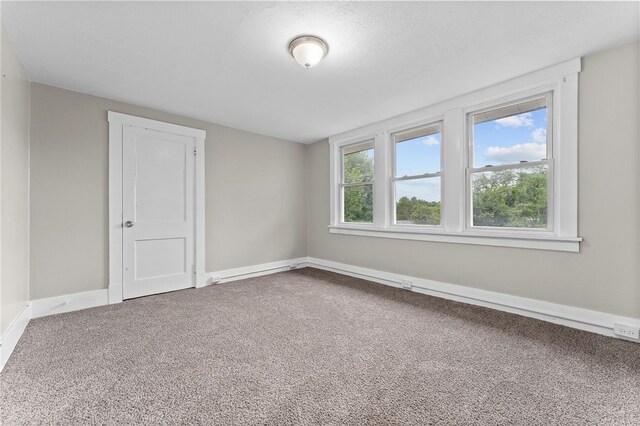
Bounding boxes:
2 1 639 144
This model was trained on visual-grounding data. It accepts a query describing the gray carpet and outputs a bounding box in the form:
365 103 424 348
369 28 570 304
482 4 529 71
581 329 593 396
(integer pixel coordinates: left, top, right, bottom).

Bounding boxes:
1 268 639 425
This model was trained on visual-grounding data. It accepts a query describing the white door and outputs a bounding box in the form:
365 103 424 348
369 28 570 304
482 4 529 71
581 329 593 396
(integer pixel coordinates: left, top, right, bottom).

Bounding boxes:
122 125 196 299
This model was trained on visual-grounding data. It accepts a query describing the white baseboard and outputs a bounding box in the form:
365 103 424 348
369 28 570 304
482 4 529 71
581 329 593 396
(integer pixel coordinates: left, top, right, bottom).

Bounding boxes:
31 289 109 319
29 257 306 319
200 257 307 287
303 257 640 340
0 303 32 372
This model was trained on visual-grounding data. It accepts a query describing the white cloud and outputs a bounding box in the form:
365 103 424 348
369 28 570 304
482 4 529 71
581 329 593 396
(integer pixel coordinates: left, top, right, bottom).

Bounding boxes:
396 178 441 202
420 135 440 146
483 143 546 165
531 127 546 143
495 113 533 128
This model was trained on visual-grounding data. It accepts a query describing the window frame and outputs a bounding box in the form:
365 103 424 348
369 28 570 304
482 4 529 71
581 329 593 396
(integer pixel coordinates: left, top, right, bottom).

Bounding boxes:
465 91 554 234
390 120 444 229
339 139 375 225
328 57 581 252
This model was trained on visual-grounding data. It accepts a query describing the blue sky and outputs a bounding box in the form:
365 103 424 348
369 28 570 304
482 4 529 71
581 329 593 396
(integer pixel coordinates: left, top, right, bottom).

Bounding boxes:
395 107 547 203
395 133 441 203
473 108 547 167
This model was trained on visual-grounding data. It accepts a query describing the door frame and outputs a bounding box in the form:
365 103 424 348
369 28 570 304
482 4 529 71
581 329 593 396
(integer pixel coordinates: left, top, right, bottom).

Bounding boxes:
108 111 206 304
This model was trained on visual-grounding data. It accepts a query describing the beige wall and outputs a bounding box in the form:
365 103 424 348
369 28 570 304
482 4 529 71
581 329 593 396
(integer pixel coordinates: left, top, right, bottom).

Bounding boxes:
306 41 640 318
30 84 307 299
1 25 30 335
15 39 640 320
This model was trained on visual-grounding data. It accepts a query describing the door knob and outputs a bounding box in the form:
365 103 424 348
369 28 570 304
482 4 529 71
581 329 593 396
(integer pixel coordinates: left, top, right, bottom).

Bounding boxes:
124 221 134 228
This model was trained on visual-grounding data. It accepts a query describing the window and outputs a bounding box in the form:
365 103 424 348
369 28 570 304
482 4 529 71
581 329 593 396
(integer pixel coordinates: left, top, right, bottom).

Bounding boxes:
341 140 374 223
328 58 580 252
468 94 551 230
392 122 442 226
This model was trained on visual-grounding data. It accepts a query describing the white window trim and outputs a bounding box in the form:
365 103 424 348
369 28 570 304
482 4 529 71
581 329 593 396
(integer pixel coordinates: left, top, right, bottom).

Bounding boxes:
328 58 581 252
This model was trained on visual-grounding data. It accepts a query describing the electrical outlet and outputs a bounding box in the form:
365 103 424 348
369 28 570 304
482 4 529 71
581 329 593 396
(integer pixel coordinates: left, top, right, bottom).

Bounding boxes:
401 280 412 289
614 323 640 340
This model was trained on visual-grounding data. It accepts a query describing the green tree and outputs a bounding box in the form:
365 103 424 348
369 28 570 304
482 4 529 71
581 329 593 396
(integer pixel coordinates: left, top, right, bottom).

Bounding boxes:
396 196 413 221
343 150 374 183
346 153 545 228
395 196 441 225
410 203 440 225
473 167 547 228
343 150 374 222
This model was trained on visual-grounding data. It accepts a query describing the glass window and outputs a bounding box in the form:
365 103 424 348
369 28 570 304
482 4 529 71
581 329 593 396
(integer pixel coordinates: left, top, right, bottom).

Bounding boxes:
341 141 374 223
328 67 579 252
472 165 549 228
392 123 442 226
469 94 551 229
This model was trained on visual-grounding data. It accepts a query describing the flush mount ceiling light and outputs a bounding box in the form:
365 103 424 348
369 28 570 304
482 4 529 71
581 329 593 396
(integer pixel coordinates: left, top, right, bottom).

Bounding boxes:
288 35 329 69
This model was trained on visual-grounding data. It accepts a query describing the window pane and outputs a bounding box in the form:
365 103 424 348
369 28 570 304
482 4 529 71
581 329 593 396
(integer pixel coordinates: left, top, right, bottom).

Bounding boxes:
395 177 441 225
395 131 441 176
344 184 373 223
472 165 548 228
343 141 374 184
472 96 548 168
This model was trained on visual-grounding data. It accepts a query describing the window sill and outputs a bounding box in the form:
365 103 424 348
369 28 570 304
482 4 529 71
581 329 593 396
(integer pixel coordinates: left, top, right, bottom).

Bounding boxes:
328 225 581 252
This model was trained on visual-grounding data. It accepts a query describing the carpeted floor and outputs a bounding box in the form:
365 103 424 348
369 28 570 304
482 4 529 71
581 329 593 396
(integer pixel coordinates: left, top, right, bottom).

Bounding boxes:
1 268 639 425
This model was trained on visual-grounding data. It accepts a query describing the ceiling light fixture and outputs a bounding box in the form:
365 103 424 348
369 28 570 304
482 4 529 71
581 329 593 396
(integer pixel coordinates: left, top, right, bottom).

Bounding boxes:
288 35 329 69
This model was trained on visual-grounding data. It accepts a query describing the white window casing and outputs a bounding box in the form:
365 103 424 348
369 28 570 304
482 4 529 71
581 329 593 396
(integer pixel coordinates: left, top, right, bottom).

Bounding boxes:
328 58 581 252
